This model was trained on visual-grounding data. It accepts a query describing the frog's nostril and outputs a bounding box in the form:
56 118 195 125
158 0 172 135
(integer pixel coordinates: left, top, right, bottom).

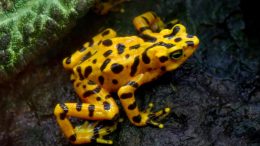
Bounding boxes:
187 34 193 38
185 36 199 48
186 41 196 47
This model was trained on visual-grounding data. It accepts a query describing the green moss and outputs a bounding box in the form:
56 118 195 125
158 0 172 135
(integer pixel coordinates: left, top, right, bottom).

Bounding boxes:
0 0 94 79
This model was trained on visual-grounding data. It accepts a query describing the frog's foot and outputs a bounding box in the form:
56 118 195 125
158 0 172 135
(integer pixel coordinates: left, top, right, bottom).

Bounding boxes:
141 103 171 128
73 120 119 144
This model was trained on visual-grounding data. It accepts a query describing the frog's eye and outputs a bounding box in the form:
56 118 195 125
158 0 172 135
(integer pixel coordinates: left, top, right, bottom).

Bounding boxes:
170 50 183 60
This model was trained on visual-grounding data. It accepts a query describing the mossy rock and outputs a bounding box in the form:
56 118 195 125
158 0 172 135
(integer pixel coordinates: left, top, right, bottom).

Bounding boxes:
0 0 94 81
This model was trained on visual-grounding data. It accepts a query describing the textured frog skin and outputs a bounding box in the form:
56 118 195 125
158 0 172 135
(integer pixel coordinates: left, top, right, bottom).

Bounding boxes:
54 11 199 144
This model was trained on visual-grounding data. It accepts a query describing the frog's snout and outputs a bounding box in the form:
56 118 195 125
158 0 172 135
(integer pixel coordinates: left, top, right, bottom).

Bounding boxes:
184 34 199 50
192 35 200 48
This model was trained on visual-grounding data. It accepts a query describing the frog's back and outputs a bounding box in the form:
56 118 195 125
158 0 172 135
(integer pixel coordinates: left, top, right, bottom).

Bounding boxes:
73 36 147 91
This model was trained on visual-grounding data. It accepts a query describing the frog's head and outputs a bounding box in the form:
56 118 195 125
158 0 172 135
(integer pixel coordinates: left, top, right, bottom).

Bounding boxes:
156 24 199 71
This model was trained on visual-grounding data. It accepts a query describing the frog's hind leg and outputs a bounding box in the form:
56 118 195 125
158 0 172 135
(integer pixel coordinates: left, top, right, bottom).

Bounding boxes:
133 11 164 34
133 12 182 43
133 11 165 42
54 78 120 144
63 28 117 70
54 99 119 144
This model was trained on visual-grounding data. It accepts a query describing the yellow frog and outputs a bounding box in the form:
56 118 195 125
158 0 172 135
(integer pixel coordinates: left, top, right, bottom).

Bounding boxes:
54 12 199 144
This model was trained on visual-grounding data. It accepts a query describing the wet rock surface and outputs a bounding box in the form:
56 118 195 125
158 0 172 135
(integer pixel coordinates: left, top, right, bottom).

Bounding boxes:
0 0 259 146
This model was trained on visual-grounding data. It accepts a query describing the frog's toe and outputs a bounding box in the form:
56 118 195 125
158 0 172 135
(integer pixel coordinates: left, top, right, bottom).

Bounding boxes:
91 122 118 144
145 102 154 113
154 107 171 121
141 103 171 128
145 103 170 120
147 119 164 128
73 120 118 144
119 117 124 123
96 138 113 144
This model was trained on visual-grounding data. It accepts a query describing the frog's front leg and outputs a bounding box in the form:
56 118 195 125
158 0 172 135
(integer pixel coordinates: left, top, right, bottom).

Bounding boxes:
118 74 170 127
